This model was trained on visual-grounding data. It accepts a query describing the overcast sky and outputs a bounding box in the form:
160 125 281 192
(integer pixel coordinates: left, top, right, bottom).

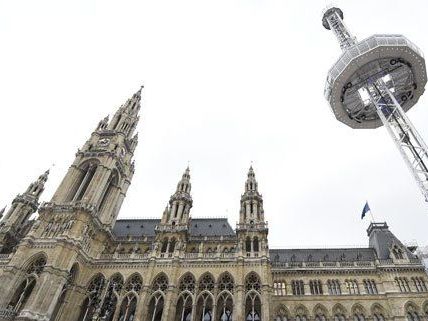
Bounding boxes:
1 0 428 249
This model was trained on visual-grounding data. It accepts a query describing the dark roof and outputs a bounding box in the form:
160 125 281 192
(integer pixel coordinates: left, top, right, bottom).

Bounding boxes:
112 218 235 238
368 222 416 259
189 218 235 237
269 247 377 262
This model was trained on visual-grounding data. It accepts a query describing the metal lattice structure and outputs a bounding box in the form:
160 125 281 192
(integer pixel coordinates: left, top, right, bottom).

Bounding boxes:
322 6 428 201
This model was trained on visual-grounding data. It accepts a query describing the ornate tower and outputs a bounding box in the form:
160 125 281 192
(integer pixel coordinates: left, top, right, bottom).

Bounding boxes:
0 170 49 253
155 167 193 256
236 166 269 257
47 86 142 228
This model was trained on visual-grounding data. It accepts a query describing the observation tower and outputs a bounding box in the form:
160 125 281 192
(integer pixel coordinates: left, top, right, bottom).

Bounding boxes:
322 6 428 201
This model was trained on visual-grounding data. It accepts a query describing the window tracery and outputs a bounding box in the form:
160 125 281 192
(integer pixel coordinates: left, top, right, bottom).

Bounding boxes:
245 273 261 293
275 307 288 321
77 274 105 321
198 273 215 292
218 273 234 293
125 274 143 294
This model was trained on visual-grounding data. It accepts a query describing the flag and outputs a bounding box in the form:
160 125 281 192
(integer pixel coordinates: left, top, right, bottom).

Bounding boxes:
361 201 370 219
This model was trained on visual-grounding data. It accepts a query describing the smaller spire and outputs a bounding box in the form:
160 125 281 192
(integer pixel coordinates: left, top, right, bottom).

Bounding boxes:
38 169 50 183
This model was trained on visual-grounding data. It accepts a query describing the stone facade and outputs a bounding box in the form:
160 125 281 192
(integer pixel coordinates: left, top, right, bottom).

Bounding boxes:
0 89 427 321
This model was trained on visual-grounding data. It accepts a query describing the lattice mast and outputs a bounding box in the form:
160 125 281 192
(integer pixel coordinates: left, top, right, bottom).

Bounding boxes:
322 6 428 201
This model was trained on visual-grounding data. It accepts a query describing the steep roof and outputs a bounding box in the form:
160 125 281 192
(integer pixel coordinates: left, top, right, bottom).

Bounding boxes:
269 247 377 262
112 218 235 238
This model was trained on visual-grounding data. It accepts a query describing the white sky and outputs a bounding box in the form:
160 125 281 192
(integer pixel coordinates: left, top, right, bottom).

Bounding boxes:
1 0 428 249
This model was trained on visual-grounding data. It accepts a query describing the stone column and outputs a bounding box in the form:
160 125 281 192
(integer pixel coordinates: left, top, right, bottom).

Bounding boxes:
233 286 244 321
261 286 270 321
161 288 176 321
134 289 148 321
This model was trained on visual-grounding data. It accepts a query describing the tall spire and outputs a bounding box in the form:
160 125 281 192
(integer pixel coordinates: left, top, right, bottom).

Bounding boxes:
25 169 50 199
240 166 264 224
107 86 142 138
161 167 193 225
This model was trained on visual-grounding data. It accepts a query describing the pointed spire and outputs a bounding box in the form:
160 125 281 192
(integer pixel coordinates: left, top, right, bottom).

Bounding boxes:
108 87 142 137
38 169 50 184
245 165 258 193
25 169 50 199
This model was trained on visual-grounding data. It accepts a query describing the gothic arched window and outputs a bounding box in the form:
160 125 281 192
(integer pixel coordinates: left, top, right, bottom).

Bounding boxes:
117 294 137 321
218 272 234 293
8 255 47 315
147 274 169 321
198 273 215 293
99 273 123 321
275 307 289 321
124 273 143 294
406 304 420 321
245 292 261 321
176 292 193 321
71 162 99 202
216 291 233 321
195 292 213 321
179 273 196 293
161 238 168 253
246 237 252 253
245 272 261 293
169 238 176 253
253 237 259 252
77 274 105 321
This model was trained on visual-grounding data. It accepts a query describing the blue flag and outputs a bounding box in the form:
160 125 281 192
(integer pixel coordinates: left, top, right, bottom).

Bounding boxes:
361 202 370 219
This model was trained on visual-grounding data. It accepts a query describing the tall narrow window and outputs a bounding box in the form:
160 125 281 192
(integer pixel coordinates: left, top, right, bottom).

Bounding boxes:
147 274 168 321
246 237 252 253
77 274 105 321
73 163 97 202
253 237 259 252
50 263 79 321
8 256 47 316
98 171 118 214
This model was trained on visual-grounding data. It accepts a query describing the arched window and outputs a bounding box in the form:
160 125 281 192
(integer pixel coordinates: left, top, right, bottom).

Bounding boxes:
218 272 234 293
333 305 347 321
161 238 168 253
217 291 233 321
147 274 168 321
198 273 215 293
175 292 193 321
314 305 328 321
275 307 289 321
245 292 261 321
124 273 143 294
98 170 119 214
50 263 79 321
8 256 47 315
245 273 261 293
246 237 252 253
169 238 176 253
195 292 213 321
253 237 259 252
334 314 346 321
176 273 195 321
406 304 420 321
77 274 105 321
99 274 123 321
117 294 137 321
72 162 98 202
352 305 366 321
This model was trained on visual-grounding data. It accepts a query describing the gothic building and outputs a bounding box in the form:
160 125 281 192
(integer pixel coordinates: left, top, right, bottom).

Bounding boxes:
0 89 427 321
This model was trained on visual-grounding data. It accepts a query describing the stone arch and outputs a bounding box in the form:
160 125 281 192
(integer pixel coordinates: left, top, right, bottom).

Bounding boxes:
179 272 196 294
117 292 138 321
218 271 235 293
147 290 166 321
245 272 261 293
198 272 215 293
422 301 428 314
245 290 262 321
216 290 233 321
77 273 105 321
352 304 367 321
175 290 194 321
405 301 421 321
195 290 215 321
274 304 290 321
371 303 388 321
69 159 101 202
313 304 329 320
7 252 47 314
21 252 48 274
124 272 143 294
98 168 120 213
294 304 310 318
333 303 348 314
151 272 169 292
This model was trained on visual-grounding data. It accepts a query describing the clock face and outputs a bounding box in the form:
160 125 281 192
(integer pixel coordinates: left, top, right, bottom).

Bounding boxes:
98 138 110 147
